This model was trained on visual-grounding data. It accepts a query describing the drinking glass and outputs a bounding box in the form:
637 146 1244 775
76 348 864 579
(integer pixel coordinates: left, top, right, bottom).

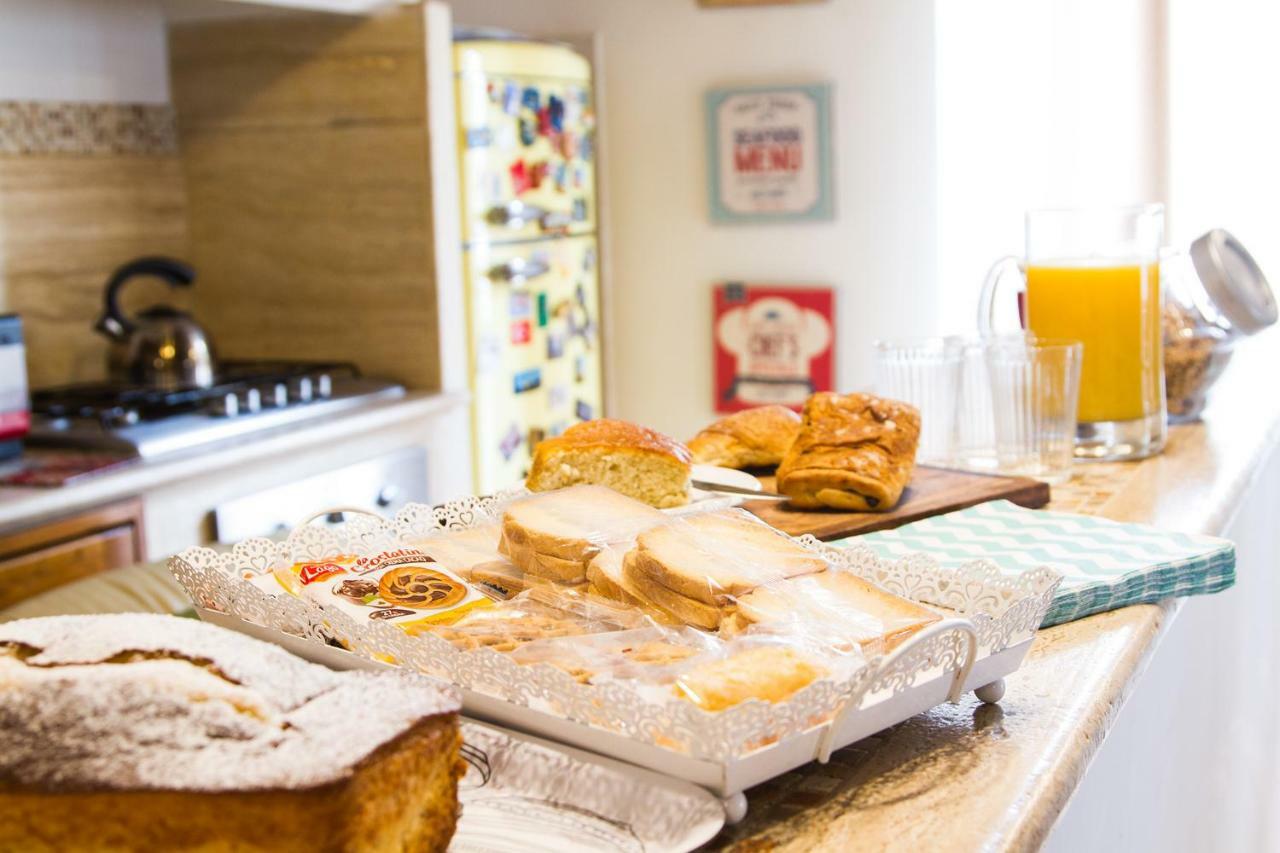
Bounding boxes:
872 337 964 465
982 337 1083 484
979 205 1166 460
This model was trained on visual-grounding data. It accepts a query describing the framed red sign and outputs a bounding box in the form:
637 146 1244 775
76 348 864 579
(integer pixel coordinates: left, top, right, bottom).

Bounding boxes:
713 282 834 413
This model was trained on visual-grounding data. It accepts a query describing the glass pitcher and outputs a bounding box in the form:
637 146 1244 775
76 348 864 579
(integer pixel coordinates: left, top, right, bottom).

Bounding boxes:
979 205 1166 461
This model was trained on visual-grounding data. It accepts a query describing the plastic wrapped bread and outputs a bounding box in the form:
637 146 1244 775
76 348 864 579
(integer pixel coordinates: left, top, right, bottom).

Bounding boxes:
499 485 668 584
721 569 941 655
619 509 827 630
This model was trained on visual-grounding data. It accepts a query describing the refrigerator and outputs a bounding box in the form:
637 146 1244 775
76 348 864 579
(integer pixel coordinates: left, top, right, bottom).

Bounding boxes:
454 37 603 494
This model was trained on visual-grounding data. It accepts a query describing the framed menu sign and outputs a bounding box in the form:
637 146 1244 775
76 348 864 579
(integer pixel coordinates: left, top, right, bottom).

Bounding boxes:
705 83 833 223
713 282 835 413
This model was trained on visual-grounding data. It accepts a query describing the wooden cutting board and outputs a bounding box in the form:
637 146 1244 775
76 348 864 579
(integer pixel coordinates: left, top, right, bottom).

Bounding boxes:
742 466 1050 541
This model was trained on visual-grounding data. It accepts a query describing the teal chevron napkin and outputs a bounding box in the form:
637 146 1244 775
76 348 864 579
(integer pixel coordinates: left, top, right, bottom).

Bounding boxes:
849 500 1236 627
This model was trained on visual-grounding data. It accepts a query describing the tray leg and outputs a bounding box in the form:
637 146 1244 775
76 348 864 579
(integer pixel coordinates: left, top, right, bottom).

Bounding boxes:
721 792 749 824
975 678 1006 704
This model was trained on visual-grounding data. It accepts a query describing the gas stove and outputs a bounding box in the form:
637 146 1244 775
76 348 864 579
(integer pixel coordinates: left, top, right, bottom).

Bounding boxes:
27 361 405 459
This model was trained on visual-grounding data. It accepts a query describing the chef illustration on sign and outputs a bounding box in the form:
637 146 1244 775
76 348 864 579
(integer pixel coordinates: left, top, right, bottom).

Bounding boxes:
717 295 832 407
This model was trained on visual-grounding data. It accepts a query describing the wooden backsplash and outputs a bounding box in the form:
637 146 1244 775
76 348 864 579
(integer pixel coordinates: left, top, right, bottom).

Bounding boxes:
0 102 189 389
170 6 445 391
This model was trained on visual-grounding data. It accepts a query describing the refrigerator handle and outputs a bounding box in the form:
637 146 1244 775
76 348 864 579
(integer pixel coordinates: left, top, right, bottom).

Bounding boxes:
487 255 552 285
486 199 569 231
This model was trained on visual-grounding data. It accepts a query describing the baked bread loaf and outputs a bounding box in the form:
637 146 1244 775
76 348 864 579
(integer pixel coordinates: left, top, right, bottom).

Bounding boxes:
0 614 463 853
687 405 802 469
527 418 693 508
674 646 825 711
723 570 940 653
776 392 921 511
500 485 667 584
621 510 827 630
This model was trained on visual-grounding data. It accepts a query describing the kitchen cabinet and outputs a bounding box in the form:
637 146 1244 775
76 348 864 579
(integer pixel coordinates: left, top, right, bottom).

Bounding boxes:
0 498 145 610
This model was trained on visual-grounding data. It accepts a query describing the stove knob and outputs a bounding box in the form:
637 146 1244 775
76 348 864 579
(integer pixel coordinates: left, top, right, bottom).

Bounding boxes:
107 407 140 427
210 393 239 418
265 383 288 408
315 373 333 399
240 388 262 414
289 376 313 403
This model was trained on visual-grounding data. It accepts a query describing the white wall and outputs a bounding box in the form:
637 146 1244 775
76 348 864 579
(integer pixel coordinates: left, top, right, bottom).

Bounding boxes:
449 0 938 440
1166 0 1280 276
0 0 170 103
935 0 1164 333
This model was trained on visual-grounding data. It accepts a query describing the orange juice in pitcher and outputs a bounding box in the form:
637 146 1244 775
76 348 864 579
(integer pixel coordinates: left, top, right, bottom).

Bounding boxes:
1025 262 1162 424
980 206 1166 461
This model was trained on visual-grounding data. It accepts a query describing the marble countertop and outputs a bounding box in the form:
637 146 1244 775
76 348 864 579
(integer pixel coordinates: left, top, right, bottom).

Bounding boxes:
712 331 1280 851
0 390 467 534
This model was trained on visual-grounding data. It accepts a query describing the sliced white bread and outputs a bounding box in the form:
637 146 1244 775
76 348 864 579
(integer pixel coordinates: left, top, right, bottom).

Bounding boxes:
725 570 940 652
500 485 668 584
627 510 827 606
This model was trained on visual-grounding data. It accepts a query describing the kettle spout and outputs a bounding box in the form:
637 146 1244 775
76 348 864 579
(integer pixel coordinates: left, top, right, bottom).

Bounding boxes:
94 313 130 342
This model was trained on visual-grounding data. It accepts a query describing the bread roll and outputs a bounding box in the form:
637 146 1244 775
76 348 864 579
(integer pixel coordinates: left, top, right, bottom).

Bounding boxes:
687 405 802 469
527 418 692 508
776 392 920 511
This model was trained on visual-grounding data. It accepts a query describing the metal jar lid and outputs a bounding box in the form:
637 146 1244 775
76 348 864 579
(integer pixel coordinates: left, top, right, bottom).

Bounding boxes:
1189 229 1278 334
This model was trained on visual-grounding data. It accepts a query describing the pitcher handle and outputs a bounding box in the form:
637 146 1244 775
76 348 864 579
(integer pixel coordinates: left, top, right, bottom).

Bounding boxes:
978 255 1024 335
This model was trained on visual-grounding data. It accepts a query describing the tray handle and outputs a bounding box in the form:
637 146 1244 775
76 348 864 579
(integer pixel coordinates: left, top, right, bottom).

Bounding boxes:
814 619 979 764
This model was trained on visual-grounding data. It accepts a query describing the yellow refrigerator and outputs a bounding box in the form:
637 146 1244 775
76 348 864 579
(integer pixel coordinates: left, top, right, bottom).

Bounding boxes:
454 37 603 494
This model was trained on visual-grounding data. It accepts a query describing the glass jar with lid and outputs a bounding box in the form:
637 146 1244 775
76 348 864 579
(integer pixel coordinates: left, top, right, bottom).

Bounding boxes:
1162 229 1277 422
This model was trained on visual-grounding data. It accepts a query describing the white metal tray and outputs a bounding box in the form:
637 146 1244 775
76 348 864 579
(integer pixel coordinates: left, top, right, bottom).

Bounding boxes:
173 495 1059 821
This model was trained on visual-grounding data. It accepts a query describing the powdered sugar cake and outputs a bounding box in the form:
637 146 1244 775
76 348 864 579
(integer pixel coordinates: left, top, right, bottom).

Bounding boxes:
0 614 463 852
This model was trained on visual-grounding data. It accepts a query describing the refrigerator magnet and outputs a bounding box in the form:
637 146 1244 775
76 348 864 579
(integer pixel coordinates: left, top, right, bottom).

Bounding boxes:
509 160 533 195
575 400 594 420
499 424 522 461
510 320 532 345
503 81 520 115
546 332 566 359
548 94 565 132
548 384 569 408
513 367 542 394
509 292 532 318
521 86 541 113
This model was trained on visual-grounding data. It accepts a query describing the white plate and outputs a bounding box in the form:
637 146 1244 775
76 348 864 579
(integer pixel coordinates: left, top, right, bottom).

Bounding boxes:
684 464 764 510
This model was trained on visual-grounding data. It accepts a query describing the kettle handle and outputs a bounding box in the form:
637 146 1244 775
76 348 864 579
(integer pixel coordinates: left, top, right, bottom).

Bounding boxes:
94 257 196 341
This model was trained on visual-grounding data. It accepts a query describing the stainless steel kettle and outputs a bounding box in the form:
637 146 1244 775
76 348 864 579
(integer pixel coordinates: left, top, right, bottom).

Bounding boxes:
93 257 217 390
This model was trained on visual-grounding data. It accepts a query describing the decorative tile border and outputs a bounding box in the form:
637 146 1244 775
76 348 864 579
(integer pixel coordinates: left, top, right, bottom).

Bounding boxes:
0 101 176 156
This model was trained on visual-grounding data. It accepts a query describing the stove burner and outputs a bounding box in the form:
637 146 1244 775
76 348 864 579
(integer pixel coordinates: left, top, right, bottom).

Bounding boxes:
26 361 404 460
31 361 360 426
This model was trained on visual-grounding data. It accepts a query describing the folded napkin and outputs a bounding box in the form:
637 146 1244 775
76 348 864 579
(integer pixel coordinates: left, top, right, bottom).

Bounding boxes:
850 500 1236 627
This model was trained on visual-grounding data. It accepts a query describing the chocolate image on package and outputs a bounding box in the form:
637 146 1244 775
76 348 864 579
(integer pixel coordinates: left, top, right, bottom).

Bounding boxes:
0 614 464 853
